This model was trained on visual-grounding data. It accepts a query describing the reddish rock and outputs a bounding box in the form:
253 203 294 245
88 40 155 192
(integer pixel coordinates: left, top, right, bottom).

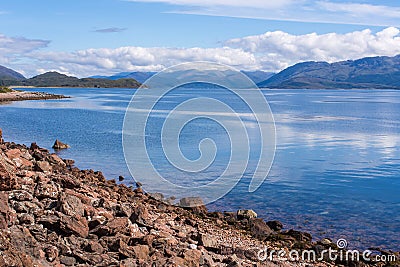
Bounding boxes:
199 233 219 251
58 193 85 217
129 205 150 226
183 249 202 267
34 180 60 199
0 192 15 228
60 214 89 238
35 160 52 173
47 153 67 167
107 217 129 235
52 139 70 150
85 240 104 254
131 244 150 261
0 155 17 191
44 245 59 262
249 218 273 239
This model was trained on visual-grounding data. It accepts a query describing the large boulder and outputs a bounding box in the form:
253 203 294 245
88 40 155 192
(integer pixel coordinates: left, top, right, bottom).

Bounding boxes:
237 209 257 220
52 140 70 150
249 218 273 239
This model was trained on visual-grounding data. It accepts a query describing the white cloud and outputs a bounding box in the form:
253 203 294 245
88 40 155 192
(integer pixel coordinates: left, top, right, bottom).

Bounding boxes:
28 46 258 77
2 27 400 77
0 34 49 64
317 1 400 19
224 27 400 71
134 0 400 27
125 0 296 9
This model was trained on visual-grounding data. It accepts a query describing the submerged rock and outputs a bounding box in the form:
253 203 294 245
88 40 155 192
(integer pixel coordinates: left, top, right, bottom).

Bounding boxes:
52 139 70 150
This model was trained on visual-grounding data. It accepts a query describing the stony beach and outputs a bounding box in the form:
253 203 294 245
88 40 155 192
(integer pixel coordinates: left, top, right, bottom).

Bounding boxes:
0 129 398 266
0 90 68 102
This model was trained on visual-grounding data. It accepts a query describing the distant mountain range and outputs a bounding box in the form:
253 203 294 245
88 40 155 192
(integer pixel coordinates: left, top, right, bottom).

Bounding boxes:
1 55 400 89
91 70 274 84
258 55 400 89
0 71 141 88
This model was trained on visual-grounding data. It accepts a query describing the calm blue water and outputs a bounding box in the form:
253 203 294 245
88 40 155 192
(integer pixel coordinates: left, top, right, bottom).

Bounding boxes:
1 87 399 250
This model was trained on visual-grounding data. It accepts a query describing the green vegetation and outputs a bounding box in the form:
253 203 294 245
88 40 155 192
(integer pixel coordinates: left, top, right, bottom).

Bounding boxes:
0 86 13 93
0 70 142 88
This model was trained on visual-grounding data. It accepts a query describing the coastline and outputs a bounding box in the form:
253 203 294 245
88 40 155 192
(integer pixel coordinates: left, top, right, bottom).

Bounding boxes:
0 129 398 266
0 90 69 102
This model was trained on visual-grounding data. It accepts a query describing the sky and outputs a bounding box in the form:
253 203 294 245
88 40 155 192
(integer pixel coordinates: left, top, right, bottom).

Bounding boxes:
1 0 400 77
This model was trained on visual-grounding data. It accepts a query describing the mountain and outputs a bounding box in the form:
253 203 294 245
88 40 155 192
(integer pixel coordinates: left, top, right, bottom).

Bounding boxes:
90 72 157 83
91 72 157 83
92 70 274 84
241 71 274 84
0 65 26 85
258 55 400 89
15 72 141 88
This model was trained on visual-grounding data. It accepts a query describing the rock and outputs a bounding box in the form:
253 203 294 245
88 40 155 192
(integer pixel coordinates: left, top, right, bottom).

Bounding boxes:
6 149 33 169
47 154 66 167
18 213 35 225
85 240 104 254
118 175 124 181
286 229 312 243
60 214 89 238
0 128 3 143
129 205 150 226
34 180 60 199
44 245 58 262
266 220 283 231
35 161 52 173
180 197 207 214
30 142 39 150
320 238 332 245
52 139 70 150
58 193 85 217
183 249 202 267
131 244 150 261
148 192 164 201
237 209 257 220
199 233 219 251
0 192 15 228
0 155 17 191
60 256 76 266
180 197 204 208
249 218 273 239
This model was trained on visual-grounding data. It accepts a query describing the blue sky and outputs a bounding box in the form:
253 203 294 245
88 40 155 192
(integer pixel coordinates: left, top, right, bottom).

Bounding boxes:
1 0 400 77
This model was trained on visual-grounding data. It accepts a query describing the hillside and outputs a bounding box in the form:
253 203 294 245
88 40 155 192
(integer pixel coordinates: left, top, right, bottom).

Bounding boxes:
0 66 25 85
258 55 400 89
93 70 274 84
8 72 142 88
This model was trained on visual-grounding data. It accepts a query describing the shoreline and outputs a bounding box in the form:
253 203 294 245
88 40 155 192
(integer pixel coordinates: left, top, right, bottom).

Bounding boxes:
0 90 69 102
0 130 398 266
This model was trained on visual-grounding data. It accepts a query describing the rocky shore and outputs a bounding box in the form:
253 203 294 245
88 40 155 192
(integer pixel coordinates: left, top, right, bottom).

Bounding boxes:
0 90 68 102
0 129 398 267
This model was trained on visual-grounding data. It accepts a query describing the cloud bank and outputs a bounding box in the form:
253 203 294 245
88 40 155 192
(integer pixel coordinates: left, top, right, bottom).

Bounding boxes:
2 27 400 77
